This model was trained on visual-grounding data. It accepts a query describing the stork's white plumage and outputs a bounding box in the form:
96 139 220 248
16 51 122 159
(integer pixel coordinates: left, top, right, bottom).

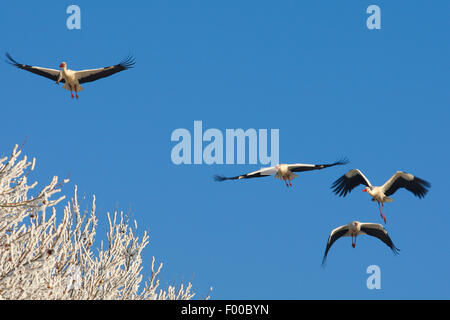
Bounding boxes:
214 159 349 187
322 221 399 266
332 169 430 223
5 53 135 99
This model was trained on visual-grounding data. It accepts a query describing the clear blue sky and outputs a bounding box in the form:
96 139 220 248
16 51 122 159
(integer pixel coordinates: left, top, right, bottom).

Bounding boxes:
1 1 449 299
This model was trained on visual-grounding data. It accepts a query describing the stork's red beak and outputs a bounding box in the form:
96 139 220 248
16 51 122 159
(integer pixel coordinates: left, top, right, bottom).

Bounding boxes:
59 63 65 68
362 188 367 192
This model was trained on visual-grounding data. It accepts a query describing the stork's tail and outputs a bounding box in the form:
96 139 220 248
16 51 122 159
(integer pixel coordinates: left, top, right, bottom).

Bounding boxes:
371 197 394 202
63 83 84 92
274 172 298 181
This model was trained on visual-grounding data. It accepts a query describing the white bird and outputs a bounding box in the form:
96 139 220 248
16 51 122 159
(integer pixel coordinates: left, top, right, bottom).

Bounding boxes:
215 159 349 187
5 53 135 99
322 221 399 266
331 169 430 223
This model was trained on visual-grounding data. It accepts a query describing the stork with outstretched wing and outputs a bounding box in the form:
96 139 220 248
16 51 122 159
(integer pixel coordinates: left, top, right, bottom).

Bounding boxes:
322 221 400 266
331 169 430 223
6 52 135 99
215 158 349 187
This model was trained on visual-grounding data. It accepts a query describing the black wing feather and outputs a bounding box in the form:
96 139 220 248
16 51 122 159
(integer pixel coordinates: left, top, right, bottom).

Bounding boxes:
78 56 135 84
290 158 349 173
214 172 269 181
5 52 63 83
322 227 349 266
331 169 371 197
360 225 400 255
384 175 430 198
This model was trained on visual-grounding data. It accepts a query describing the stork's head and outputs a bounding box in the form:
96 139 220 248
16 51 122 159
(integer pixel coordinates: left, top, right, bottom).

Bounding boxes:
349 221 360 231
59 62 67 69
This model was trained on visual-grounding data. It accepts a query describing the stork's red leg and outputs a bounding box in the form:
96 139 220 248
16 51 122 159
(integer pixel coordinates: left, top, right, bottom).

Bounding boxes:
382 202 386 223
352 236 355 248
288 178 292 187
285 179 289 187
378 202 384 220
74 85 78 99
69 84 74 98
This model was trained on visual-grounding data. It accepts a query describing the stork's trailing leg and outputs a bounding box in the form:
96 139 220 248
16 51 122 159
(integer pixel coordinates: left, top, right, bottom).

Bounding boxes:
74 86 79 99
69 84 74 99
284 178 289 188
378 202 384 221
288 178 292 187
382 202 386 224
351 236 356 248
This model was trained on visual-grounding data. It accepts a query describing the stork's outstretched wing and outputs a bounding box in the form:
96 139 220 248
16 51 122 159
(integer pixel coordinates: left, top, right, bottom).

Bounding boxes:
288 158 349 173
331 169 373 197
76 56 135 84
359 223 400 254
322 225 350 266
6 53 63 83
381 171 430 198
214 166 277 181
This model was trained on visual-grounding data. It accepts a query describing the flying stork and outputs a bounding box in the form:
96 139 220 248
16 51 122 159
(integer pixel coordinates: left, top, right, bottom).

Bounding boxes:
331 169 430 223
5 52 135 99
214 158 349 187
322 221 400 266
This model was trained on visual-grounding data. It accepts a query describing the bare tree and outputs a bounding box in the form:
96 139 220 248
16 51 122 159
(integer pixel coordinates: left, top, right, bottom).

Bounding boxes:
0 144 199 300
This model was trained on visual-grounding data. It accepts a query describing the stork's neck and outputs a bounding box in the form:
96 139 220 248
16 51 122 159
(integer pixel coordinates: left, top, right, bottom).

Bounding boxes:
366 187 377 197
349 222 361 234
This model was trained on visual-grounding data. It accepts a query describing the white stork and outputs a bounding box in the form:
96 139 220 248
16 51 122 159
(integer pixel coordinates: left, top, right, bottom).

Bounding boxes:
214 158 349 187
331 169 430 223
322 221 399 266
5 53 135 99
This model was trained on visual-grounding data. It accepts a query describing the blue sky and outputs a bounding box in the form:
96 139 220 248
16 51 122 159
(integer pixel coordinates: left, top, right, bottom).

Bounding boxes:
0 1 449 299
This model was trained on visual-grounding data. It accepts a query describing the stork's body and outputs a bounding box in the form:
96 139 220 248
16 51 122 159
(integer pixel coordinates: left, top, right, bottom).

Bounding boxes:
274 164 299 187
362 186 394 223
59 62 83 98
347 221 362 248
363 186 391 203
